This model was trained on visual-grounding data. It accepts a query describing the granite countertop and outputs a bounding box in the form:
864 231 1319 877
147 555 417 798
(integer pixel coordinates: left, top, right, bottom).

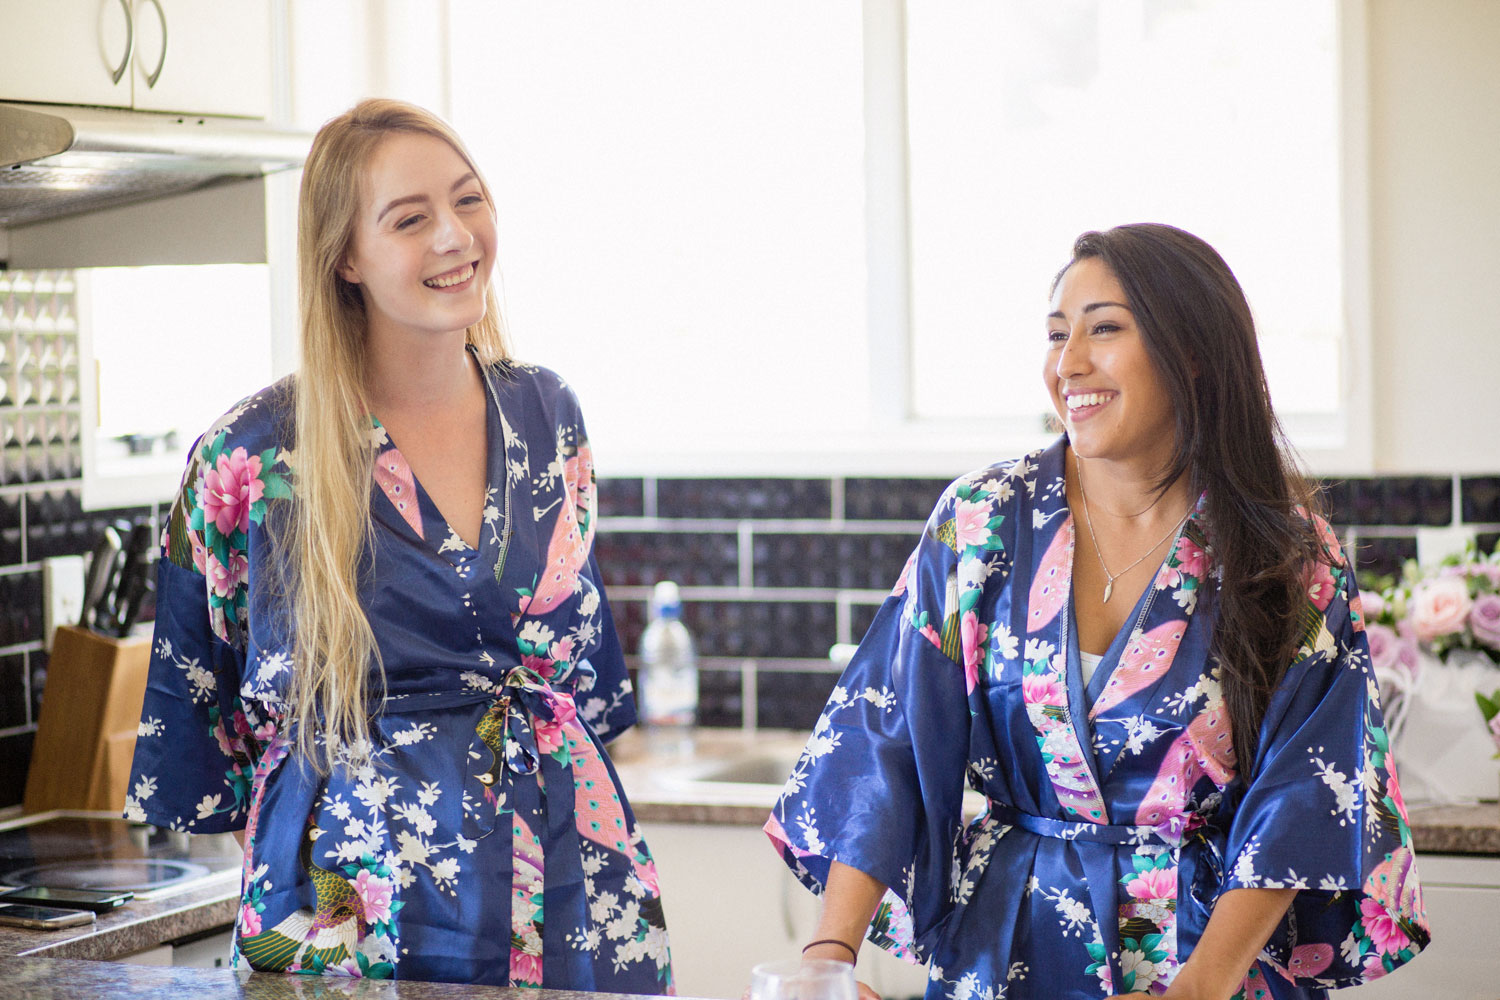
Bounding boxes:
0 958 705 1000
0 870 240 961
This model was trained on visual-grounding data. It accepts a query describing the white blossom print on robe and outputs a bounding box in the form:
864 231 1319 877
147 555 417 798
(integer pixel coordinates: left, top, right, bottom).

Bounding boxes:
127 360 673 991
766 439 1428 999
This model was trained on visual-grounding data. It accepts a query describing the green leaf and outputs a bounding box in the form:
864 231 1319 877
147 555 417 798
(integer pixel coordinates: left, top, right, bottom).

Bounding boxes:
261 473 293 500
1475 690 1500 720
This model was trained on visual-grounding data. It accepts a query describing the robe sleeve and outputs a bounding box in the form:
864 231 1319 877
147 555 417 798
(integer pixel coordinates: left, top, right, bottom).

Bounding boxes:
765 496 975 965
124 441 258 834
1215 564 1430 989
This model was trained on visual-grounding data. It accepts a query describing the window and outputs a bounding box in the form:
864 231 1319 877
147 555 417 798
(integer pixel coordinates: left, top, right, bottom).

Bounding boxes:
903 1 1348 449
449 3 869 472
447 1 1360 473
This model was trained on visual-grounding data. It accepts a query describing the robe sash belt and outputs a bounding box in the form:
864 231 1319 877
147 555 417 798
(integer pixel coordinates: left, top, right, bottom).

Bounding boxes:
986 801 1226 993
384 667 582 987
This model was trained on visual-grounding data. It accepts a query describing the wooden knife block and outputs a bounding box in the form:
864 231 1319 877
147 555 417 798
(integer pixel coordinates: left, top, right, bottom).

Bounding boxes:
24 625 152 814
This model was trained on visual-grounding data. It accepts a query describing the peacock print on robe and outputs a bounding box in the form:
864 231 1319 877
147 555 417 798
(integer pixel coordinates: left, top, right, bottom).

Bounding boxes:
766 439 1429 1000
127 359 673 990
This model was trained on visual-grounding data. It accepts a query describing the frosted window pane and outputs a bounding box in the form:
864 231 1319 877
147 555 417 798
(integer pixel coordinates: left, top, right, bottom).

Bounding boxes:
449 3 867 464
906 0 1342 421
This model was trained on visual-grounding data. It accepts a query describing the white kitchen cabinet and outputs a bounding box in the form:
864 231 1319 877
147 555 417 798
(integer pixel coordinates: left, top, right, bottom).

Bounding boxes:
0 0 134 108
0 0 270 118
1339 853 1500 1000
644 822 930 1000
127 0 270 117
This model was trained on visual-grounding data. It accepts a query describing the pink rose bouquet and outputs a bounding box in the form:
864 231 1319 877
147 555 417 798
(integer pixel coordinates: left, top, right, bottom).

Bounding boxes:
1366 541 1500 751
1368 541 1500 665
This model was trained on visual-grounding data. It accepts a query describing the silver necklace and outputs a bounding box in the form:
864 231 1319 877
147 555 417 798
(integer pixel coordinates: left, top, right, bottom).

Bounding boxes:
1075 462 1192 604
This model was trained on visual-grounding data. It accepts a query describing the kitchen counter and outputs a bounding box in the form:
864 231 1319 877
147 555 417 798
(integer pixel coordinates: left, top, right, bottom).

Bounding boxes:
1407 801 1500 854
0 958 702 1000
0 870 239 961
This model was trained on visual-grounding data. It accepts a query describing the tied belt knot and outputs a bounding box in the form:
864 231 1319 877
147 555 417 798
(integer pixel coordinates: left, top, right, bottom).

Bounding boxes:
986 800 1201 848
476 664 578 781
983 800 1227 992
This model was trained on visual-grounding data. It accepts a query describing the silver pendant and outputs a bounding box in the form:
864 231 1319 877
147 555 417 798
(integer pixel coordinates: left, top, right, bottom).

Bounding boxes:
1102 579 1114 603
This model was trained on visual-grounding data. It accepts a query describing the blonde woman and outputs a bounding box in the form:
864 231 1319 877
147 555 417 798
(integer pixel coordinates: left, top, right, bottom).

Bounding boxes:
127 100 673 990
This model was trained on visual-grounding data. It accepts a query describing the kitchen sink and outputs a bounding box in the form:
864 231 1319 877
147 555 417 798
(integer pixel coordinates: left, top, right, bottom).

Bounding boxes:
684 753 803 785
654 747 806 790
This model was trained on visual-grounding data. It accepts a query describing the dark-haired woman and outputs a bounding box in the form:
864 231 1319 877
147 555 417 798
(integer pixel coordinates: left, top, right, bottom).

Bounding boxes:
767 224 1428 999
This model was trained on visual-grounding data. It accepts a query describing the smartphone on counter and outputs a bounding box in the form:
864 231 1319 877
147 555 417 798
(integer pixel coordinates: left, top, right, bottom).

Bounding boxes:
0 902 97 930
0 886 135 913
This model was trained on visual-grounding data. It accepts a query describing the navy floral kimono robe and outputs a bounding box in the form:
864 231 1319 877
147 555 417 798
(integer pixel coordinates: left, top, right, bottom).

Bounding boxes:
127 360 673 991
767 439 1428 999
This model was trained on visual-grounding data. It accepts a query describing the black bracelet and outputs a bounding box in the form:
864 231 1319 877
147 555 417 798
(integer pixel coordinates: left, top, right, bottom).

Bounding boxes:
802 938 857 960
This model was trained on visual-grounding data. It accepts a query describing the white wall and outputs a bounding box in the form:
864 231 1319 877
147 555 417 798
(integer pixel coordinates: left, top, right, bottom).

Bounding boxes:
1367 0 1500 473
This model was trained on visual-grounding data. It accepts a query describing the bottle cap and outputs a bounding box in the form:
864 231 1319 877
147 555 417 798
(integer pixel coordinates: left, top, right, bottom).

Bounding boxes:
650 580 682 617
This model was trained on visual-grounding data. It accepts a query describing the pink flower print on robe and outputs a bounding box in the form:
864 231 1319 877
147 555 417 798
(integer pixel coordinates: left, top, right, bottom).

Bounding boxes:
353 869 394 924
239 901 262 937
206 551 249 600
1360 895 1412 955
1021 671 1066 715
201 446 265 536
517 446 596 618
960 610 988 693
534 691 578 756
1160 532 1208 589
952 497 992 549
1123 864 1177 903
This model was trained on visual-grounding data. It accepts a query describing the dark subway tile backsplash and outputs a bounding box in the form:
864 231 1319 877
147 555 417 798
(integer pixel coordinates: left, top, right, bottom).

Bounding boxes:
594 531 739 589
681 600 837 660
596 477 645 519
657 478 832 520
695 668 745 728
1461 477 1500 524
752 532 912 591
0 733 34 807
0 572 43 647
1342 477 1452 527
757 670 841 733
844 477 953 521
0 654 26 729
1354 535 1419 581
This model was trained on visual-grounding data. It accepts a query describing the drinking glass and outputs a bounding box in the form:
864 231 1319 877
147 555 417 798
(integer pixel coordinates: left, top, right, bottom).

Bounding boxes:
749 958 858 1000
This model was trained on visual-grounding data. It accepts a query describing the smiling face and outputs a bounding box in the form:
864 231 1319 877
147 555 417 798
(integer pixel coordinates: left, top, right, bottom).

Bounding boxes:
1044 256 1178 470
338 132 496 345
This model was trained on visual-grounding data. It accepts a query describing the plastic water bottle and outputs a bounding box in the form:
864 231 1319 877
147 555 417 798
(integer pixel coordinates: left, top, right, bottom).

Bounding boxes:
639 581 699 738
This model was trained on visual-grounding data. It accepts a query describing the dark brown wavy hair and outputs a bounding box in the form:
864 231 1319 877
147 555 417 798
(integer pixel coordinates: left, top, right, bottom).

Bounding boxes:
1056 223 1326 773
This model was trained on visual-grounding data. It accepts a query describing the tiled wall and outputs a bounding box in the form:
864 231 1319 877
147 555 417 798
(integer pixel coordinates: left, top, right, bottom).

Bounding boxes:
0 271 158 810
1 267 1498 808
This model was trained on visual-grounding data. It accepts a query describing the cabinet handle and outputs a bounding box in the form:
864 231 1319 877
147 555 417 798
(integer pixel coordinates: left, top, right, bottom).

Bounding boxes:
109 0 135 86
140 0 169 90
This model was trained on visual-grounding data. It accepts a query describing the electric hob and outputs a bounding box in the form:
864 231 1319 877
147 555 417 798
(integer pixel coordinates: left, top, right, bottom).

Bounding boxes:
0 811 241 900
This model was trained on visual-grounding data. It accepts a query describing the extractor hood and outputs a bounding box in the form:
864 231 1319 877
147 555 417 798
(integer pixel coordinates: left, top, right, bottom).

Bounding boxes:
0 102 309 228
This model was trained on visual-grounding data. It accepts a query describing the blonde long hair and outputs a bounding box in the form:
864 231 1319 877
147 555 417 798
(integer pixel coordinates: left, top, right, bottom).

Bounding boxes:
286 99 511 771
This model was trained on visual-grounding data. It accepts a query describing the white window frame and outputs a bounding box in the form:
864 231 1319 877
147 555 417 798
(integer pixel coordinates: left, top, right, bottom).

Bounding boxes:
859 0 1374 478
